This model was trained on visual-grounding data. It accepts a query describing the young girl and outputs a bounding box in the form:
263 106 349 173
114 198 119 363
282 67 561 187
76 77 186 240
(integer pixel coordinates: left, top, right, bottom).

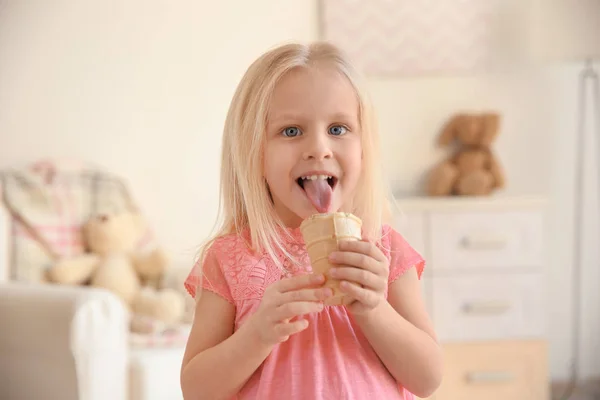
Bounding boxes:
180 41 443 400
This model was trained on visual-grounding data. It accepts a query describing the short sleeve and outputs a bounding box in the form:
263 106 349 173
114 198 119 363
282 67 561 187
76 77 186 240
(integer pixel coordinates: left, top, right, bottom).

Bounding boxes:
184 243 235 305
384 225 425 283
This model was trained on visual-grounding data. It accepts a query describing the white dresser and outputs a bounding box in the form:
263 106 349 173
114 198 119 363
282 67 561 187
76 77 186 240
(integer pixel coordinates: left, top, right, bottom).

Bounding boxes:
393 195 549 400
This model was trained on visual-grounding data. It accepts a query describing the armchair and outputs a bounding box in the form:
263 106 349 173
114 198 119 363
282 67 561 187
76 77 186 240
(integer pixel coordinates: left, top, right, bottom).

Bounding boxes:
0 200 187 400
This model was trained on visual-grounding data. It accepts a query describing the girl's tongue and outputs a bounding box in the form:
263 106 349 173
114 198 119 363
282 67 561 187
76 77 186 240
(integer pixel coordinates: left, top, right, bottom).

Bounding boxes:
303 178 332 214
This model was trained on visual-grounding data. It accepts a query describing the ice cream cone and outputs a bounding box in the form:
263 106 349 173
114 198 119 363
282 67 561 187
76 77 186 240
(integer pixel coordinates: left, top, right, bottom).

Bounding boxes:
300 212 362 306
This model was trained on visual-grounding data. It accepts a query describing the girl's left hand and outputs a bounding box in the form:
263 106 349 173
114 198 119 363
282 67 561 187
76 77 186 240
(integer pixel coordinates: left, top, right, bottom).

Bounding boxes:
328 240 389 315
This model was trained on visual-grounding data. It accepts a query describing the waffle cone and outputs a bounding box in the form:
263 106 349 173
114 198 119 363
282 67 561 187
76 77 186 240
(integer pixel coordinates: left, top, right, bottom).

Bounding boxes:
300 212 362 306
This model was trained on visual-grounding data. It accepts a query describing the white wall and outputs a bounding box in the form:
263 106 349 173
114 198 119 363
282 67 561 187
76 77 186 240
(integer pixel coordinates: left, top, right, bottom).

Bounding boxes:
0 0 318 258
0 0 597 381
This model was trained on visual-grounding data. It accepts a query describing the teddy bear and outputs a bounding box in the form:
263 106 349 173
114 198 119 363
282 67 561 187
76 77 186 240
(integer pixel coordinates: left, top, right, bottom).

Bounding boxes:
425 112 506 196
47 211 186 332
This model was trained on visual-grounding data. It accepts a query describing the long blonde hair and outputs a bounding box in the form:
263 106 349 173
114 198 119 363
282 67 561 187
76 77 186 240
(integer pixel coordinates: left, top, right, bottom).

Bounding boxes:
200 41 391 271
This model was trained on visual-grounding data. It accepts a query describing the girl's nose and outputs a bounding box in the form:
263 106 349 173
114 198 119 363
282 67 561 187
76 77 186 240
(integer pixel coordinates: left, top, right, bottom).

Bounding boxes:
302 132 333 161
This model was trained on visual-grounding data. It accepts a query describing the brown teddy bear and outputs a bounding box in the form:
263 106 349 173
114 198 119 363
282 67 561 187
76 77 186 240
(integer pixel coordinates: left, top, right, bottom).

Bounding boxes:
426 112 506 196
47 211 185 331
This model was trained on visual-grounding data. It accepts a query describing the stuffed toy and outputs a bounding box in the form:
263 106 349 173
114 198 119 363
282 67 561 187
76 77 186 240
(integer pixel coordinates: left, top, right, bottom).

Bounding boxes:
426 112 506 196
47 211 185 331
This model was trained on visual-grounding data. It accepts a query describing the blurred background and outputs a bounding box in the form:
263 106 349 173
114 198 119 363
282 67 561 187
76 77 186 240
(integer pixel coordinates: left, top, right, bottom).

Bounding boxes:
0 1 599 399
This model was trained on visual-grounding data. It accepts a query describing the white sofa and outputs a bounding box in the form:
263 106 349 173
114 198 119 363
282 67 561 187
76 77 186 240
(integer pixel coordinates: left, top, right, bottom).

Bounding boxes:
0 202 187 400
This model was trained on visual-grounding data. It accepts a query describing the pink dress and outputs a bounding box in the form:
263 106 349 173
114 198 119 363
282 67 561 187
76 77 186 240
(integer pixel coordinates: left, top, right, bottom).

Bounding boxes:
184 224 425 400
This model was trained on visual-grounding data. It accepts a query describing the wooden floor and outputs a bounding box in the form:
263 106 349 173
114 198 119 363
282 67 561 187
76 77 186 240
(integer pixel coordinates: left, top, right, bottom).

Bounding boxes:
552 379 600 400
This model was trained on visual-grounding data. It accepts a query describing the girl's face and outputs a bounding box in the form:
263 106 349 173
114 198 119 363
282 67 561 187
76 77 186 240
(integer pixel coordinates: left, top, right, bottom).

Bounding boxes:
263 65 362 228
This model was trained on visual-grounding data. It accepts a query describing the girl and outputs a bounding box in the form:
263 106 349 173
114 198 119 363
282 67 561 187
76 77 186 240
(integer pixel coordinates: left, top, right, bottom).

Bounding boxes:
180 41 443 400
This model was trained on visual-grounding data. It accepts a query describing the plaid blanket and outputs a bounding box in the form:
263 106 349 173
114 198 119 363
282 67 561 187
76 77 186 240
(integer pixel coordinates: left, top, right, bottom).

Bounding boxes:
0 159 138 282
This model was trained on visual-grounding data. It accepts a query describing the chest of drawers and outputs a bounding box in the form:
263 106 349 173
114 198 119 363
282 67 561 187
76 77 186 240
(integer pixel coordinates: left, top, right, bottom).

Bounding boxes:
393 195 549 400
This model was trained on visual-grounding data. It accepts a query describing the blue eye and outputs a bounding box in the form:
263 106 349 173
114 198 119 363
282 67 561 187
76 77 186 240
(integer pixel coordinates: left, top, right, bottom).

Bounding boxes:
329 125 347 136
282 127 301 137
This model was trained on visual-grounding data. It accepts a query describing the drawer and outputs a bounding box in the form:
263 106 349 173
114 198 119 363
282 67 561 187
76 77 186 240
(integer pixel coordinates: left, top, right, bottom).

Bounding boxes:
432 273 545 342
435 340 549 400
428 210 543 272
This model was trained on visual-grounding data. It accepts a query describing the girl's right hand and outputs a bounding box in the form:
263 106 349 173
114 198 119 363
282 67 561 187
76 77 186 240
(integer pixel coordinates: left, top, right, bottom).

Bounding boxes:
248 273 332 346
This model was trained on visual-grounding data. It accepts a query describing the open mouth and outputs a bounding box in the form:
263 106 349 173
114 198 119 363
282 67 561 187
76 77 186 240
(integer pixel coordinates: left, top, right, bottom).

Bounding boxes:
296 174 338 213
296 175 337 190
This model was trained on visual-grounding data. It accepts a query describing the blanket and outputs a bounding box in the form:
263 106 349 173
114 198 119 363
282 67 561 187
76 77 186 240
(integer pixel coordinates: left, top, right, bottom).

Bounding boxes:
0 159 137 282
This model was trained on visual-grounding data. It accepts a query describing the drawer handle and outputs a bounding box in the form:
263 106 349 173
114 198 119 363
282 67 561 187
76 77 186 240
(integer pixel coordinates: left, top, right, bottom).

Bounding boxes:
466 371 515 384
462 300 511 315
461 234 508 250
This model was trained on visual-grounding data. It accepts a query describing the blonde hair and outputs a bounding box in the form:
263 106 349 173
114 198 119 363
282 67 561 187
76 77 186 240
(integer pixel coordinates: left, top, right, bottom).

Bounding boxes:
200 41 391 271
